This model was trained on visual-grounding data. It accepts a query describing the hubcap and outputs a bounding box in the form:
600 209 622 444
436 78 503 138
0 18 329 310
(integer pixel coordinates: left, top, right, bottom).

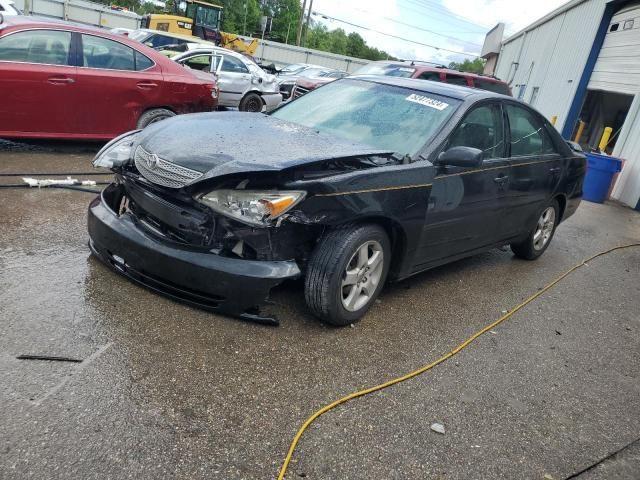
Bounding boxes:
247 98 261 112
341 240 384 312
533 206 556 251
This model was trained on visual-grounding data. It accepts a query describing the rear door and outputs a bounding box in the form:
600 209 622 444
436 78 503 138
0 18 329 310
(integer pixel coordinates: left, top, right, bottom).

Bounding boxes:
417 102 510 267
74 33 164 137
216 55 252 106
503 103 564 237
0 29 77 137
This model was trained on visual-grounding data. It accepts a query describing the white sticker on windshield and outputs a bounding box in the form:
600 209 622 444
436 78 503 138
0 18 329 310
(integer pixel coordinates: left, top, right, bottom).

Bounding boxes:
398 67 415 73
405 94 449 110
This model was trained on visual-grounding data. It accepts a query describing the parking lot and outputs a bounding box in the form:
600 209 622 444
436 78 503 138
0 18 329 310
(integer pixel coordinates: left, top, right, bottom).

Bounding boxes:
0 143 638 479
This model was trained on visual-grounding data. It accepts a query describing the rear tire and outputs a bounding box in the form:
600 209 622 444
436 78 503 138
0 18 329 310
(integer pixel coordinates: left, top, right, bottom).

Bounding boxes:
239 93 263 112
511 199 560 260
136 108 175 129
305 224 390 326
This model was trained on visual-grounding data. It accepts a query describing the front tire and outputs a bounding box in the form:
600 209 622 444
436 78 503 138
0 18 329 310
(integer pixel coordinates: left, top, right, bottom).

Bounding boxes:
239 92 263 112
136 108 175 129
511 199 559 260
305 224 391 326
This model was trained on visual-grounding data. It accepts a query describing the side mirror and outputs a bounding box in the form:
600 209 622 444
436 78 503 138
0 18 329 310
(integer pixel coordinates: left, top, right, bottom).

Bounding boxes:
437 146 483 168
566 140 583 153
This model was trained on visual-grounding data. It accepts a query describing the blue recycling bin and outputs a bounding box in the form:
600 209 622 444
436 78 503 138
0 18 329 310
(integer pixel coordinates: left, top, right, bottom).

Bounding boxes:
583 152 623 204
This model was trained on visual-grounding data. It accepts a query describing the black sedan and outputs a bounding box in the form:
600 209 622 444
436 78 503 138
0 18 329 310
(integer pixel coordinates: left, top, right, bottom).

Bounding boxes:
88 76 586 326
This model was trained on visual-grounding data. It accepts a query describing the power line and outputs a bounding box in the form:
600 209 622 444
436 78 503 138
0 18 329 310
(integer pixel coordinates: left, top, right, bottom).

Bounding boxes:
342 4 484 47
313 11 480 57
399 0 493 32
376 15 483 48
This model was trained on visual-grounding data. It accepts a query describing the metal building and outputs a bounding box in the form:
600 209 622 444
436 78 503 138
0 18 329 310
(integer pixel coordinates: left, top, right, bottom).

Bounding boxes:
494 0 640 209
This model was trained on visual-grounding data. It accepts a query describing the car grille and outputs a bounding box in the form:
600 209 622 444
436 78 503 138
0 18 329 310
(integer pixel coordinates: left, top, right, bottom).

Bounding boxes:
134 145 203 189
292 85 310 99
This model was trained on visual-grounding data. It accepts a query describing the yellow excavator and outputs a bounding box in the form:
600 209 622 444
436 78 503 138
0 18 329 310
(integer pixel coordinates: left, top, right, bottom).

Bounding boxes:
140 0 259 56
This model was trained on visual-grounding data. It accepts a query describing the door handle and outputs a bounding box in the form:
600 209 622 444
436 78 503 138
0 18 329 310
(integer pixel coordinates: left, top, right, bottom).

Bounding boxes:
136 82 158 89
494 176 509 184
48 77 75 84
549 167 562 173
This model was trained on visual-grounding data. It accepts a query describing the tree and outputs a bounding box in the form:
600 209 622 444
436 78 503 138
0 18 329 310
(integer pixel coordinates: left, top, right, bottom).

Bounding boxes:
262 0 301 44
346 32 367 58
302 20 394 61
448 58 486 74
219 0 262 36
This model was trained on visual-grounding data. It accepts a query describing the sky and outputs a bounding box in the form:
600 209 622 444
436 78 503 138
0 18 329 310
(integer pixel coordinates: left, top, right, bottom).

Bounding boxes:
312 0 569 64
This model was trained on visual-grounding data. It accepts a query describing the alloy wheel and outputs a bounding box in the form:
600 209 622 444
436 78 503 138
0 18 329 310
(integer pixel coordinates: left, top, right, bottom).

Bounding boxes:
341 240 384 312
533 206 556 251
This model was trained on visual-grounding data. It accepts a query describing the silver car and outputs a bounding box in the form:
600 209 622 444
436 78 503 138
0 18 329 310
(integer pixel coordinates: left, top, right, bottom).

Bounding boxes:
171 47 282 112
276 63 333 101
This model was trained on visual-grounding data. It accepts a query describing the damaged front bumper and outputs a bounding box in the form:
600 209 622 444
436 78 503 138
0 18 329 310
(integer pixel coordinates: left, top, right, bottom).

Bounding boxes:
87 185 301 325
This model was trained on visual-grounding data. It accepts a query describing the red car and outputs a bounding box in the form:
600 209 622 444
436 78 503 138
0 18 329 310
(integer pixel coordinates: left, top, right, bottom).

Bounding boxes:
356 61 512 95
0 15 217 140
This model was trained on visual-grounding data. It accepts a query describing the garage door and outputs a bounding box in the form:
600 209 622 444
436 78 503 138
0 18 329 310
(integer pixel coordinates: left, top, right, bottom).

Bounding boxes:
588 3 640 94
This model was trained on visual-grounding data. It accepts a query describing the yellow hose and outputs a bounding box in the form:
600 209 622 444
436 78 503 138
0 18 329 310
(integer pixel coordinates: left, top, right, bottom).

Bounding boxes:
277 243 640 479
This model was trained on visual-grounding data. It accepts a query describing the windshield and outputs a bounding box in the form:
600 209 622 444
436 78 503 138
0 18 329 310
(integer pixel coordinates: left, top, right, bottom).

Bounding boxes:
271 79 459 156
280 63 307 74
354 63 416 78
301 68 333 78
129 30 150 42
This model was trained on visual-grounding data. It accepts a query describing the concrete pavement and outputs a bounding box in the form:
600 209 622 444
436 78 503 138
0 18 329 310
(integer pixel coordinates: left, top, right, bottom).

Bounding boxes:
1 147 639 479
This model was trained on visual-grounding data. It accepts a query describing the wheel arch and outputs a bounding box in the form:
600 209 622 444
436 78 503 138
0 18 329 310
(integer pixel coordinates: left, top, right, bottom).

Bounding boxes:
140 105 177 115
553 193 567 222
333 216 409 280
244 90 266 103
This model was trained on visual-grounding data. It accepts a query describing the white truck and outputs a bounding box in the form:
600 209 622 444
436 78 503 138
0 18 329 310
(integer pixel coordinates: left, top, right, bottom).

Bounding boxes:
12 0 140 29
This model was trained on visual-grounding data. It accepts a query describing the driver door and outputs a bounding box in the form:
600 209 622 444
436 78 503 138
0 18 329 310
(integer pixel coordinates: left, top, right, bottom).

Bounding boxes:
415 102 511 268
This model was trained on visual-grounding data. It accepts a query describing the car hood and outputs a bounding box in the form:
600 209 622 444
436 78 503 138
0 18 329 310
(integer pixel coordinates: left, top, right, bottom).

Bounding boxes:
135 112 390 181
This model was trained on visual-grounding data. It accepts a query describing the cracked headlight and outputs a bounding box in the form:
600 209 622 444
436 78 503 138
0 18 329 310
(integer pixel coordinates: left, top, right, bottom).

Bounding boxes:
198 190 306 226
93 130 141 169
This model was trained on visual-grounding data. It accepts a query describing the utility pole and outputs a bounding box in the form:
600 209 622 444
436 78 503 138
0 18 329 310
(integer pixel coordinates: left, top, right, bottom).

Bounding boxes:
296 0 307 46
301 0 313 47
243 1 248 36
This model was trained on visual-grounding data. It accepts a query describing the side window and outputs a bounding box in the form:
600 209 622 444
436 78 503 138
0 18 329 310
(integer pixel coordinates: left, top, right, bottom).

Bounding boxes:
506 105 559 156
181 54 211 71
82 35 135 70
448 104 505 160
221 55 249 73
475 79 511 96
135 51 154 71
417 71 442 82
146 34 185 48
0 30 71 65
446 74 470 86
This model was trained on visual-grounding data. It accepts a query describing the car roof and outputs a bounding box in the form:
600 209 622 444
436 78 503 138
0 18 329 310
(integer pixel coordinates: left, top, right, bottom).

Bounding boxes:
0 16 208 77
132 28 215 44
350 75 506 101
174 46 248 60
364 60 508 84
0 14 128 35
